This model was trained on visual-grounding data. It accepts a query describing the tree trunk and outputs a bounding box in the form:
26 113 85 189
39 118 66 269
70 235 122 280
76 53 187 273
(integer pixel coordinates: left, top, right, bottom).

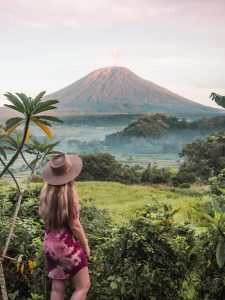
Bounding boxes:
0 259 8 300
2 162 36 257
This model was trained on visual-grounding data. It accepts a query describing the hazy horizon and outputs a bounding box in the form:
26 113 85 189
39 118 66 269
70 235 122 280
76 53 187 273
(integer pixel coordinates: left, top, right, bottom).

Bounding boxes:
0 0 225 109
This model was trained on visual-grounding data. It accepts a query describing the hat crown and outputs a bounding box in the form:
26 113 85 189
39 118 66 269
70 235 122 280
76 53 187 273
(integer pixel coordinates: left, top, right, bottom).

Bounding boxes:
42 153 82 185
50 153 72 175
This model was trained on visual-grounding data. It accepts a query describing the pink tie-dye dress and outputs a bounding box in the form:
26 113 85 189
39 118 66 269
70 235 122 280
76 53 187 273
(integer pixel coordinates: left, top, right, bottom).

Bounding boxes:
44 226 88 280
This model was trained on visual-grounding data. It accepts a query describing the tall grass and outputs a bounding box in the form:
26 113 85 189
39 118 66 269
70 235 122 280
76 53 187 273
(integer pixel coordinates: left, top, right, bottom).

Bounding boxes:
77 181 209 224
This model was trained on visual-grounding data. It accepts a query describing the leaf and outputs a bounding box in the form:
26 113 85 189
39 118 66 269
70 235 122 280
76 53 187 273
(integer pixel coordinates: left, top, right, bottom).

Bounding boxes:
191 222 215 228
5 122 21 137
220 213 225 226
191 206 216 224
4 92 24 113
170 208 180 219
33 91 46 105
35 115 63 123
5 117 23 131
216 239 225 268
0 149 7 160
7 136 19 149
30 158 39 167
30 117 52 127
189 237 211 256
210 93 225 109
32 105 58 115
4 104 24 114
211 198 221 214
34 121 53 139
110 282 118 290
16 93 31 113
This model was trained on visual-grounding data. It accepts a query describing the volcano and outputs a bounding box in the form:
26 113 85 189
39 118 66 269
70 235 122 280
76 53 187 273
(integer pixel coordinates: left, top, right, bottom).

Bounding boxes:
44 66 220 114
0 66 221 118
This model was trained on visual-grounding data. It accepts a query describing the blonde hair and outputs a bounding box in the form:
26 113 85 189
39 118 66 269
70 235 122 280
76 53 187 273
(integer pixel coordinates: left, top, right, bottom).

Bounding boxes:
39 181 80 230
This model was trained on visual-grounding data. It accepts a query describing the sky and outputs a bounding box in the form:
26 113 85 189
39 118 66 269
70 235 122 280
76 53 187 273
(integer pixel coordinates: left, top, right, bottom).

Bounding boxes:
0 0 225 108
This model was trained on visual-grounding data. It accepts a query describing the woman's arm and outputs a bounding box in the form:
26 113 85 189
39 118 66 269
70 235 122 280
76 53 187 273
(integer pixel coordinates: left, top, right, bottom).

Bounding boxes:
69 218 88 248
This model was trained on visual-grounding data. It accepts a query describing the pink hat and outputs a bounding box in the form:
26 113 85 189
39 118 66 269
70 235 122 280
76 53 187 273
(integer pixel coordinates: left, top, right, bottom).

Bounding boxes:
42 153 82 185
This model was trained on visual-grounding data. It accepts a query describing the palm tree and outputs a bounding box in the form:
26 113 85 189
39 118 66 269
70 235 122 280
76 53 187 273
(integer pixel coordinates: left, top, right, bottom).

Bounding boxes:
210 93 225 108
0 91 63 178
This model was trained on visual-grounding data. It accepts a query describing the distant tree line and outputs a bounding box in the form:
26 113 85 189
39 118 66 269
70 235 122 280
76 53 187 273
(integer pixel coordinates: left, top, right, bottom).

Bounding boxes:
105 113 225 140
75 130 225 185
62 114 143 126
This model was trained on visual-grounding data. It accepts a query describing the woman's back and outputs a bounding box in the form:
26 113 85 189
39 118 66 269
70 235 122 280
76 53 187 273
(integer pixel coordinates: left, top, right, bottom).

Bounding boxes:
39 153 90 299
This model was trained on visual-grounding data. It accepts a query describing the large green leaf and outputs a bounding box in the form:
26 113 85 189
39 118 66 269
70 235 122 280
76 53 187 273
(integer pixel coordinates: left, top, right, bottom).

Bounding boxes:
32 91 46 106
0 149 7 160
219 213 225 226
33 100 59 113
190 237 211 256
210 93 225 109
32 105 58 115
7 136 20 149
216 239 225 268
31 118 52 127
16 93 31 114
4 104 24 114
191 221 215 229
211 198 221 214
4 93 24 113
5 117 24 131
192 206 216 224
169 208 180 219
35 115 63 123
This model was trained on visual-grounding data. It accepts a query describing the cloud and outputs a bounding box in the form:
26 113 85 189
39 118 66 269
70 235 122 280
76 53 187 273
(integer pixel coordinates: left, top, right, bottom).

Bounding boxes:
0 0 224 31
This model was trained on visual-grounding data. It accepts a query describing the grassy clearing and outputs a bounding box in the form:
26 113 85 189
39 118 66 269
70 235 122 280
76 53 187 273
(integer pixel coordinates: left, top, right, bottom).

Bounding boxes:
0 179 210 225
77 181 210 224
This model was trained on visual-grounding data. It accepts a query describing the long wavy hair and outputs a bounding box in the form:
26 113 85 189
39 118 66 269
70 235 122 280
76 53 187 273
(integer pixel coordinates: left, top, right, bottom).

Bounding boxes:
39 181 80 230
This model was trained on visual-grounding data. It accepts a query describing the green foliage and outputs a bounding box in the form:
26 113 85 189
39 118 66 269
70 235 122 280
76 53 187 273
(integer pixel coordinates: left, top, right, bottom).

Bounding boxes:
89 205 195 300
79 153 121 181
177 132 225 183
78 153 142 184
210 93 225 109
0 126 9 160
141 163 173 184
106 113 225 141
179 183 191 189
78 153 173 185
106 113 190 139
209 168 225 195
3 91 62 138
3 180 225 299
189 198 225 298
0 184 112 299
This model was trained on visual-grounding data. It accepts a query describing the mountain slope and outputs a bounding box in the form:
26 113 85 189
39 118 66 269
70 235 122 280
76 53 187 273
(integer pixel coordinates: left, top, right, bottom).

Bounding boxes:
0 66 222 119
45 66 220 114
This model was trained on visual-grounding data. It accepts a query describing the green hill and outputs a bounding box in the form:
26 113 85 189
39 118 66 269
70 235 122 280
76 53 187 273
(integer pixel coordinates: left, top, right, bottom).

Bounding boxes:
105 113 225 140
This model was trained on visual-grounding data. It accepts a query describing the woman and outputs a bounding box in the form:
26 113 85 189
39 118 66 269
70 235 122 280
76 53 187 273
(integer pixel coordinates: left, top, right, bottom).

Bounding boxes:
39 153 90 300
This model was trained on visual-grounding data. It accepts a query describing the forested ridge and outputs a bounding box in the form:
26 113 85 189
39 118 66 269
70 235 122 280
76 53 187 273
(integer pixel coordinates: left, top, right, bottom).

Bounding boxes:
106 113 225 139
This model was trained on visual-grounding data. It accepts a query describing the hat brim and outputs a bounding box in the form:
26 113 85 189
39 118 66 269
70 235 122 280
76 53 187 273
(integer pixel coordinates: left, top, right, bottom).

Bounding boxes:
42 154 83 185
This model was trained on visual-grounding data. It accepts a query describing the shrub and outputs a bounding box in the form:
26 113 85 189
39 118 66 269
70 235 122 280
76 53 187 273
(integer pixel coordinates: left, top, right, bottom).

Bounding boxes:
88 205 195 300
0 185 112 300
179 183 191 189
141 163 173 184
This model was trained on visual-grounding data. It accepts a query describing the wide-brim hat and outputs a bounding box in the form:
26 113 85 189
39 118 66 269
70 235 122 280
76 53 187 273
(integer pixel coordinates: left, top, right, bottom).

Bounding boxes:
42 153 82 185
